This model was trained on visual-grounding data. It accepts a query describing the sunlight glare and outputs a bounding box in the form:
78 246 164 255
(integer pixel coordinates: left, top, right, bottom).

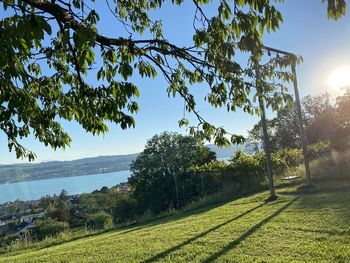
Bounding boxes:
328 66 350 90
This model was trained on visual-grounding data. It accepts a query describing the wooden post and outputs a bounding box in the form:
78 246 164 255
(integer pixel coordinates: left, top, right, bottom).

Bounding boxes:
291 63 312 186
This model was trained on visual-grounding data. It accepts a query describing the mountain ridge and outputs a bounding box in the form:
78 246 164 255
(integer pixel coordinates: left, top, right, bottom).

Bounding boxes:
0 144 245 184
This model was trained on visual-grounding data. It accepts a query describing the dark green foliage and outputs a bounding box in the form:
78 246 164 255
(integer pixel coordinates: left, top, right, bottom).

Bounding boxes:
78 187 129 214
129 132 216 212
230 150 265 188
35 218 69 240
193 143 332 194
47 190 70 223
0 0 301 161
85 212 113 230
113 196 138 224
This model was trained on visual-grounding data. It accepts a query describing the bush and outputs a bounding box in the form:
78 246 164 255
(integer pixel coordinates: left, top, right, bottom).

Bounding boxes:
86 212 113 230
113 196 138 224
229 150 265 189
270 148 303 173
35 218 69 240
308 141 332 160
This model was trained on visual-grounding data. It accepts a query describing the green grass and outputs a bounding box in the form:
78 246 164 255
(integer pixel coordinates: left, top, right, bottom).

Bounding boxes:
1 178 350 263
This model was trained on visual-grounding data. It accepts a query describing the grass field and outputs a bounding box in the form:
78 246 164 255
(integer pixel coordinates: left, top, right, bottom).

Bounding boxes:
1 178 350 263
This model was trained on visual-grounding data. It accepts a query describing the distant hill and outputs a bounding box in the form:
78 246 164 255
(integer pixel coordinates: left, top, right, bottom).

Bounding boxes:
0 143 249 185
0 154 137 184
206 143 251 159
207 144 238 159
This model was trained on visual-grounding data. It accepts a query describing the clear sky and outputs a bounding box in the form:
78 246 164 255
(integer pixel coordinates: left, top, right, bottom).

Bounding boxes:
1 0 350 164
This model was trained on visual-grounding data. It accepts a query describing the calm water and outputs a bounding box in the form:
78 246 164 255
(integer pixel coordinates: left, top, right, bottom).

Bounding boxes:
0 170 131 204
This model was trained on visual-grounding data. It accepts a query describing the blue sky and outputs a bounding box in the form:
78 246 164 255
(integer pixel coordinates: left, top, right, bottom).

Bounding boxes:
1 0 350 164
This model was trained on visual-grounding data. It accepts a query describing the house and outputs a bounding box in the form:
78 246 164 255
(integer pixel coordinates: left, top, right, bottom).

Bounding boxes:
14 221 36 236
0 220 8 235
74 209 86 219
20 212 45 224
0 213 22 224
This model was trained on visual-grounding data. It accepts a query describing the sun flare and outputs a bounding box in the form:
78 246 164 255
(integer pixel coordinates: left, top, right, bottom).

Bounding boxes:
328 66 350 90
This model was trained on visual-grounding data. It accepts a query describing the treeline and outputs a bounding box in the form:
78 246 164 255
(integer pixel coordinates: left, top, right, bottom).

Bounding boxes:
248 89 350 153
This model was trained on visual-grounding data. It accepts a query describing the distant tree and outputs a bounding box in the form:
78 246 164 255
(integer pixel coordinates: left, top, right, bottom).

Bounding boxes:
39 195 56 212
79 188 128 215
7 199 21 214
331 88 350 151
247 118 279 153
302 93 335 145
49 190 70 222
248 93 336 151
129 132 216 212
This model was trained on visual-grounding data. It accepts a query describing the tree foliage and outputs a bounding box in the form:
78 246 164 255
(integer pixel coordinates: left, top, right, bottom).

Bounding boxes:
0 0 346 160
248 93 336 152
85 211 113 230
35 218 69 239
0 0 298 161
129 132 215 212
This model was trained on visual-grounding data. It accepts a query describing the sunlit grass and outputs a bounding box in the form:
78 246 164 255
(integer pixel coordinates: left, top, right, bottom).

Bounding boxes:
2 176 350 262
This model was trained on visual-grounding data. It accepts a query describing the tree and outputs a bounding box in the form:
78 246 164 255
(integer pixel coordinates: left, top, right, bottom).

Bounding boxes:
248 93 336 152
302 93 335 145
0 0 299 161
0 1 346 161
48 190 70 222
39 195 56 212
128 132 215 212
331 88 350 151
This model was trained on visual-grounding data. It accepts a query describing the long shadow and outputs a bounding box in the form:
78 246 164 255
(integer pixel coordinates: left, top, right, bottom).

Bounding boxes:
203 196 300 263
3 192 267 258
143 201 268 263
118 189 272 237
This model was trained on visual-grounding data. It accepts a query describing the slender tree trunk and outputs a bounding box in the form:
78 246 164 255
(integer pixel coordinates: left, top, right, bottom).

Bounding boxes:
174 174 180 207
255 64 276 199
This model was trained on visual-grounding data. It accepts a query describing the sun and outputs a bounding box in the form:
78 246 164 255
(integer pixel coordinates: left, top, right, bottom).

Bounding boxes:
328 66 350 91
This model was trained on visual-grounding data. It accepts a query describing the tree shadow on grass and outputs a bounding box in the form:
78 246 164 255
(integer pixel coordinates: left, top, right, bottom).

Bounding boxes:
203 196 300 262
143 200 269 263
2 192 257 257
118 189 272 237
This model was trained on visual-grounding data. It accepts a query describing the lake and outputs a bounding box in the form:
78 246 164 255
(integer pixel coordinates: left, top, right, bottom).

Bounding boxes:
0 170 131 204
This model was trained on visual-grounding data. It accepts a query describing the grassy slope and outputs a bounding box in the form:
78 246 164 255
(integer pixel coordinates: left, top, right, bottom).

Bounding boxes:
2 182 350 262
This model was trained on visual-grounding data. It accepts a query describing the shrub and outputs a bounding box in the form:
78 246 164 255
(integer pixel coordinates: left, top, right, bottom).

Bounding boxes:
113 197 138 224
229 150 265 188
35 218 69 240
86 212 113 230
308 141 332 160
270 148 303 174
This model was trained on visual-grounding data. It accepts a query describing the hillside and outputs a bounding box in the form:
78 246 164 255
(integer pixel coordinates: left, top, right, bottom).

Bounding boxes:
2 181 350 262
0 154 137 184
